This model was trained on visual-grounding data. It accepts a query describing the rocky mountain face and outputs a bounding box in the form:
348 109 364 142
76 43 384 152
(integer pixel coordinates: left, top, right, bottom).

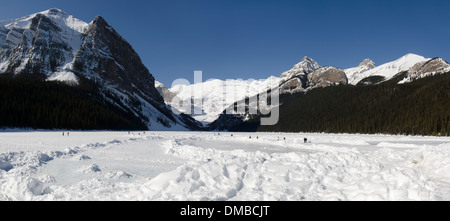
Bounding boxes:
0 9 87 82
399 57 450 83
155 81 181 105
278 53 449 91
0 9 202 131
279 57 320 93
279 57 348 93
307 66 348 88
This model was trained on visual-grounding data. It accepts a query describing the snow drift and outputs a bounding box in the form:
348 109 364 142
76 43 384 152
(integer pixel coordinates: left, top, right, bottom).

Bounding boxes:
1 131 449 201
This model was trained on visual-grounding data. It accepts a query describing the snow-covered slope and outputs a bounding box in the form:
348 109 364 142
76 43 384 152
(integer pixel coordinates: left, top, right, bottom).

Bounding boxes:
344 59 376 79
0 8 87 32
168 77 281 125
345 54 430 85
164 57 325 125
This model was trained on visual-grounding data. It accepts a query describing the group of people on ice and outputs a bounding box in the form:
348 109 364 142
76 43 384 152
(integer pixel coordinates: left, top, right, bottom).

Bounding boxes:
213 132 309 143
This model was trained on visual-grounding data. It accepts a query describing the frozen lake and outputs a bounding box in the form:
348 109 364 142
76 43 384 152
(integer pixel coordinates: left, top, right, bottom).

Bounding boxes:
1 131 449 201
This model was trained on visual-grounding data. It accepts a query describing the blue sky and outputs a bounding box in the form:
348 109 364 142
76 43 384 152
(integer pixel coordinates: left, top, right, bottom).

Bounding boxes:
1 0 449 86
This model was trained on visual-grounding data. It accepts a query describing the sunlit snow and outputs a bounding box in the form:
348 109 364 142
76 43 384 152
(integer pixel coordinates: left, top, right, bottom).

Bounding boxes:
1 131 449 201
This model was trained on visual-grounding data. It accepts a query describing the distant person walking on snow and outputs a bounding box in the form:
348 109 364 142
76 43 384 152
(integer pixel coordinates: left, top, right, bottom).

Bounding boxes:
304 138 308 143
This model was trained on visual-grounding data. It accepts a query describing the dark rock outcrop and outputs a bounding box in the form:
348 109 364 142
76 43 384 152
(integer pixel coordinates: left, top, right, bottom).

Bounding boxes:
308 66 348 88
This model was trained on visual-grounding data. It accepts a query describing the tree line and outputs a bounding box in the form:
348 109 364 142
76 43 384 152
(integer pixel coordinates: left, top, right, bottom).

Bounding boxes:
0 75 147 130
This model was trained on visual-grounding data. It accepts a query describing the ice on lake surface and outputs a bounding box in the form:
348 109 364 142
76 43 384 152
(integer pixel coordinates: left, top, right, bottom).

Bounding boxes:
1 131 449 201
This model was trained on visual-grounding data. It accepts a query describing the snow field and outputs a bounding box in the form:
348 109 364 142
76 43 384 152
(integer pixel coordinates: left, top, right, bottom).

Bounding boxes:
0 131 449 201
161 136 440 201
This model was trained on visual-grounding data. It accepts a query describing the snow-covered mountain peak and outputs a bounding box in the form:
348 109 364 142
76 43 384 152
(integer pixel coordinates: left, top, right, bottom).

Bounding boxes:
358 59 375 68
344 58 376 80
299 56 315 64
395 53 427 64
40 8 68 17
345 53 430 85
41 8 88 33
0 8 90 82
280 56 321 79
401 53 424 59
294 56 321 72
1 8 88 34
90 15 108 26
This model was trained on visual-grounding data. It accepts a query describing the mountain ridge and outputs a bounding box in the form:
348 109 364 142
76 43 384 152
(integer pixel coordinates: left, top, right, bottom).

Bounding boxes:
200 53 449 131
164 53 448 128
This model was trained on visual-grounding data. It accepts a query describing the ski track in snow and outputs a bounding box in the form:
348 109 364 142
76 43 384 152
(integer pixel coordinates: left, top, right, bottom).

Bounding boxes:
0 131 449 201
